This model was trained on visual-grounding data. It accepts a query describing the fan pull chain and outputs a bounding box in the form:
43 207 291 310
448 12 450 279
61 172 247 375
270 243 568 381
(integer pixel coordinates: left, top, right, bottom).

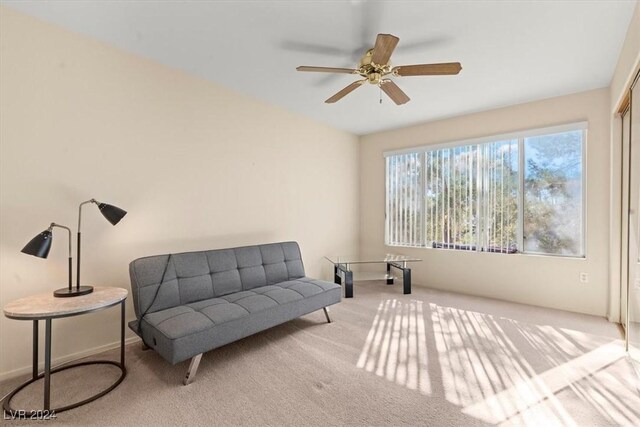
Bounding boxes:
379 86 383 104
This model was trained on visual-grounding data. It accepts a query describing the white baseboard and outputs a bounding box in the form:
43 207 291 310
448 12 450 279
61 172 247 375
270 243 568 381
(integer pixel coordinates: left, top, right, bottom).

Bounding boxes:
0 336 141 382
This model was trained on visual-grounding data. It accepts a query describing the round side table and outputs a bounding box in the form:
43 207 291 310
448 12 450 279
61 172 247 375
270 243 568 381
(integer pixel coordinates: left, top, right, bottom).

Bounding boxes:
2 286 128 414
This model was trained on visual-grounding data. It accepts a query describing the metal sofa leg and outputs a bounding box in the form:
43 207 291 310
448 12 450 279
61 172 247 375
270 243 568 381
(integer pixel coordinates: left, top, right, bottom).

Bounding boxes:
323 307 332 323
183 354 203 386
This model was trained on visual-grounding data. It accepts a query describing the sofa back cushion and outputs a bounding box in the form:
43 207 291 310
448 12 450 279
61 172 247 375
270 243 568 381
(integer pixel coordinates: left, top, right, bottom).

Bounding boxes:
129 241 305 318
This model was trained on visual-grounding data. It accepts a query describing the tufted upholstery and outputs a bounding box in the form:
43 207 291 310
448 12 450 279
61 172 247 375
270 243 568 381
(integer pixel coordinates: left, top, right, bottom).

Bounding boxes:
129 241 306 319
129 242 341 364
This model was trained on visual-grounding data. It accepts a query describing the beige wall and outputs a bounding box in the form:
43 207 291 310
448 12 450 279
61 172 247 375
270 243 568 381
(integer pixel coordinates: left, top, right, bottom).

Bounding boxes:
0 7 359 379
360 89 611 317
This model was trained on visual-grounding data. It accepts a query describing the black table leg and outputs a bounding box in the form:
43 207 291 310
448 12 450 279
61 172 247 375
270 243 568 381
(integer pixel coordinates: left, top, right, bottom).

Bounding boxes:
120 300 125 366
403 268 411 295
44 319 52 411
344 268 353 298
386 263 394 285
334 265 342 285
32 320 38 380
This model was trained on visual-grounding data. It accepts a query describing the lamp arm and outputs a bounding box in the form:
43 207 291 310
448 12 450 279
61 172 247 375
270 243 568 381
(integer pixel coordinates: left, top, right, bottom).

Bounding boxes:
77 198 97 232
76 198 97 289
49 223 73 290
49 223 71 257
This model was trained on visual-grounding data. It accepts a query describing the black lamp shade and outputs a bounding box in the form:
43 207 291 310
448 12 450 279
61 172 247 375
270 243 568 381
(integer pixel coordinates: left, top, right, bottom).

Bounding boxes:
98 203 127 225
21 230 53 258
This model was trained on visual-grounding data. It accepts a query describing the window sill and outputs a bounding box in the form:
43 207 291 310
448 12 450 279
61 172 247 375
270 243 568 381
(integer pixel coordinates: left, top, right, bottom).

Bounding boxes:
384 243 586 260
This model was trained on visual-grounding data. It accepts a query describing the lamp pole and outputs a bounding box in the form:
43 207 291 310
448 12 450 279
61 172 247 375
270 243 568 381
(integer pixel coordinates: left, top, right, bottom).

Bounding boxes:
76 198 126 294
76 198 97 289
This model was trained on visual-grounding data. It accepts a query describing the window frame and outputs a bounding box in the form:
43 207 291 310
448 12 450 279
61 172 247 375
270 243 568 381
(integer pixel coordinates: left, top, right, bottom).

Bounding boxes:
384 121 588 258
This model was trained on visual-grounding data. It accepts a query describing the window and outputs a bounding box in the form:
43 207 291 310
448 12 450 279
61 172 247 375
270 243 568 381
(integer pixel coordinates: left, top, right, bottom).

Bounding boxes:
385 123 586 257
523 131 584 256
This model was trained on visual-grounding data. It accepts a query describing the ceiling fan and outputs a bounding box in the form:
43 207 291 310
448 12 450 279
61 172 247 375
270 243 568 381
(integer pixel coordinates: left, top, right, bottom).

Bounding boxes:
296 33 462 105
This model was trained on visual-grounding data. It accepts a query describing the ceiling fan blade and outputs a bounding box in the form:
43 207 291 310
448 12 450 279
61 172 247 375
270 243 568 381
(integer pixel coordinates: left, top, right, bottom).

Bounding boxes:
371 34 399 65
394 62 462 76
380 80 410 105
325 80 365 103
297 66 357 74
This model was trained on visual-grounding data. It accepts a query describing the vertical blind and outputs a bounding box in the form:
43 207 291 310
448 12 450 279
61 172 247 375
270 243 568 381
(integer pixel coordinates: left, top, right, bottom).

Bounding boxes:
386 152 423 247
480 140 519 253
424 145 478 250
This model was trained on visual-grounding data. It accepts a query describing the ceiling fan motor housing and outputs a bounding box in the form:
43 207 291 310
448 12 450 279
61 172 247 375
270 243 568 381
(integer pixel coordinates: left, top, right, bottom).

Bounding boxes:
360 48 390 84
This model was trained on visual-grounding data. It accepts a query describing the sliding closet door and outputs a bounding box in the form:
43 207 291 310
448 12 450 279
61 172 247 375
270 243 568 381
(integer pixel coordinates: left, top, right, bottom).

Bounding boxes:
622 111 630 327
628 77 640 361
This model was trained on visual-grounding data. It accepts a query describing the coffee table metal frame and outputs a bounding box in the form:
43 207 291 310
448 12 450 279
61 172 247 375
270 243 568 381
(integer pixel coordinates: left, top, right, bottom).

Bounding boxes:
326 256 420 298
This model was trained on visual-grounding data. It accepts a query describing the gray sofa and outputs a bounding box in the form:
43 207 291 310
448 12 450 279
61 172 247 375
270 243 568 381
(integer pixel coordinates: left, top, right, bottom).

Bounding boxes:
128 241 341 384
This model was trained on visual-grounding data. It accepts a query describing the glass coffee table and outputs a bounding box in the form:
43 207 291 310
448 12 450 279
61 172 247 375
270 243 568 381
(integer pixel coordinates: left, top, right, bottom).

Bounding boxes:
324 254 422 298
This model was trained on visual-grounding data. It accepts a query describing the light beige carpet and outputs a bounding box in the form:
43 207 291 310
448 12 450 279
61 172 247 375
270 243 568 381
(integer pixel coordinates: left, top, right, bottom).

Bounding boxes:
2 282 639 426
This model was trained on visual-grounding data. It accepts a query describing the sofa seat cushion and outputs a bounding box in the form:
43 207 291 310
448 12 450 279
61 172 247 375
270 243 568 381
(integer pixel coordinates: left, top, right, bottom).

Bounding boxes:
140 278 341 359
277 278 339 296
143 306 216 340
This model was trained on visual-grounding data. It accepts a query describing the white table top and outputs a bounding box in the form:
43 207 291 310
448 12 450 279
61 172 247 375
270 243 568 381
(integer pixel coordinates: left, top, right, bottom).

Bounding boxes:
3 286 128 320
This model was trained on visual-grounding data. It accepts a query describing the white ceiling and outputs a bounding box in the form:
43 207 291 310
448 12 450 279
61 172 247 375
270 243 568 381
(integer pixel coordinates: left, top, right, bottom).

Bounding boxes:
3 0 637 135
